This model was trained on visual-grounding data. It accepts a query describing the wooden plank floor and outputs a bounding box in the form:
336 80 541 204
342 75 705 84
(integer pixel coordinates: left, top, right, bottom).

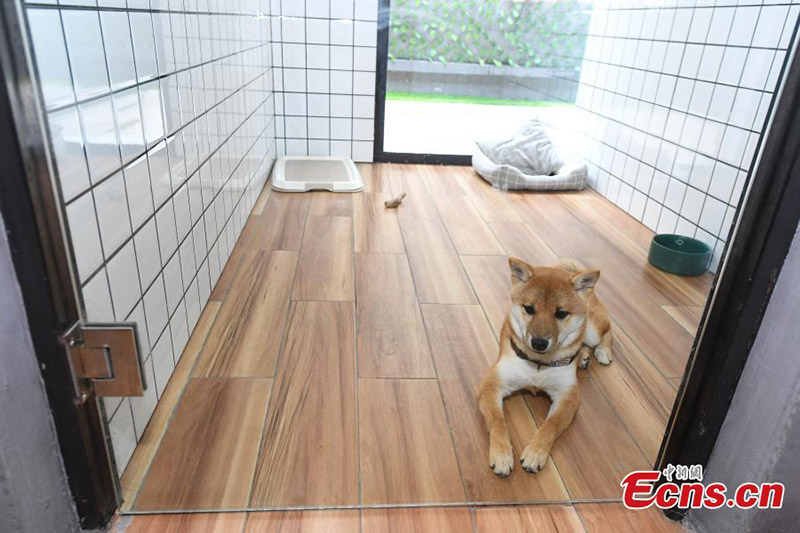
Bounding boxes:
355 253 435 378
194 251 296 377
135 378 271 510
125 164 711 514
358 379 464 504
250 301 358 507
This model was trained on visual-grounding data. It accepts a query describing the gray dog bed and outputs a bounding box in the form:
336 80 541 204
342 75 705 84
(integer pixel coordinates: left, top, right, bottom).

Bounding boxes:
472 119 587 191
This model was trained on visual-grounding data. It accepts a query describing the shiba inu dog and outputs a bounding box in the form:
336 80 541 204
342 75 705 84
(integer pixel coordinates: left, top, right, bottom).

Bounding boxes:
478 257 612 476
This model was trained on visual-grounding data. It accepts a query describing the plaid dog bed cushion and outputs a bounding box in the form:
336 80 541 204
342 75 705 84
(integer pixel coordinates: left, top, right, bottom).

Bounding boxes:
472 119 587 191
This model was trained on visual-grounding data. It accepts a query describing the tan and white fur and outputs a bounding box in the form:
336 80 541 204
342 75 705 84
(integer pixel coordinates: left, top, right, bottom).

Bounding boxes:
478 258 612 476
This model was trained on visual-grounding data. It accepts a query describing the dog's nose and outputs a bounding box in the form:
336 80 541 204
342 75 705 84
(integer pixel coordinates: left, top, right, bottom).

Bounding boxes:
530 337 549 352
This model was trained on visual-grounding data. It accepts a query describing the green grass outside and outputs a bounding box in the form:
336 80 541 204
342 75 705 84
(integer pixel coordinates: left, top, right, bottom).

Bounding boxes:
386 91 572 107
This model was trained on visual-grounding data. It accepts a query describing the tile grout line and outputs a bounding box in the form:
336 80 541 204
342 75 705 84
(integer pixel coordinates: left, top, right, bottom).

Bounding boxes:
78 103 272 292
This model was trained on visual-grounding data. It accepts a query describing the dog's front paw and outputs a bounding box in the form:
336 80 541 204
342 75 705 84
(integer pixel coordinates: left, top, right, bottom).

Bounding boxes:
489 441 514 477
578 346 591 370
594 346 613 365
520 443 549 473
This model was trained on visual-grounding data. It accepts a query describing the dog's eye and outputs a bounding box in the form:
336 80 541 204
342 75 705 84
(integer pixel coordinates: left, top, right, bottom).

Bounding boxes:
555 309 570 319
523 304 535 315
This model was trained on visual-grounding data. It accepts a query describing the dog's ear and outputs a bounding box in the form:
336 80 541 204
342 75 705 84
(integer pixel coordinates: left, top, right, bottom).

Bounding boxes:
508 257 534 286
572 269 600 296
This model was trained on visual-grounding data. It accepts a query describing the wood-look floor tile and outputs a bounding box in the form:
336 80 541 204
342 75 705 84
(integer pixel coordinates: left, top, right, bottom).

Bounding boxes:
663 305 704 335
292 216 354 301
253 185 272 215
194 251 297 377
362 507 473 532
359 379 464 504
135 378 271 510
671 271 714 307
511 193 609 258
386 164 440 220
353 192 405 253
250 301 357 507
588 254 705 307
121 302 221 510
356 253 434 377
245 510 359 532
461 255 511 336
209 217 257 301
308 191 354 216
585 258 695 378
488 222 559 266
421 304 569 502
399 218 476 304
475 505 585 532
118 512 247 533
249 192 310 251
619 255 709 307
561 191 654 259
576 503 684 532
433 194 505 255
552 193 653 264
357 162 391 193
526 376 650 499
423 164 475 198
587 321 677 462
455 167 524 223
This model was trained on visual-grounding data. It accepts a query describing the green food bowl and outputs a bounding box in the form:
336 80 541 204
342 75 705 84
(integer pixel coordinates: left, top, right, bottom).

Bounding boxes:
648 234 711 276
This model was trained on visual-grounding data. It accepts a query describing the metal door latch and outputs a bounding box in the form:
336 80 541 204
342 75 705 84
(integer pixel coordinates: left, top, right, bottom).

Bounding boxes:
62 323 145 405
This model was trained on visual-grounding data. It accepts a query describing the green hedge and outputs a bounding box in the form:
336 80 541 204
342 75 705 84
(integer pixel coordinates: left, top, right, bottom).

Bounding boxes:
388 0 593 70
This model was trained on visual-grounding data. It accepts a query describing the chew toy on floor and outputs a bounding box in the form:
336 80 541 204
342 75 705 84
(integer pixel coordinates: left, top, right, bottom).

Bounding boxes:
384 192 407 208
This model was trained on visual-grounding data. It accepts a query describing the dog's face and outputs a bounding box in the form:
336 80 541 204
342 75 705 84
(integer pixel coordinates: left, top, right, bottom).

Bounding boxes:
507 257 599 355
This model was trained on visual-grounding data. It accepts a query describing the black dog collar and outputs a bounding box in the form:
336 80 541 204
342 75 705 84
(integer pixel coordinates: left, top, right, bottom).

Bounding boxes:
509 336 578 370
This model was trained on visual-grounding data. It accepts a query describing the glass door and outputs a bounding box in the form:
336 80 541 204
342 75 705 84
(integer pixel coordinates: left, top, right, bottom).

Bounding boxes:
375 0 593 162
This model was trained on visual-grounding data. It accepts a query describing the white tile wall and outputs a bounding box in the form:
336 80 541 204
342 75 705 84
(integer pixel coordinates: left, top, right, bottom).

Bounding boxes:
272 0 378 161
24 0 276 475
566 1 799 272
